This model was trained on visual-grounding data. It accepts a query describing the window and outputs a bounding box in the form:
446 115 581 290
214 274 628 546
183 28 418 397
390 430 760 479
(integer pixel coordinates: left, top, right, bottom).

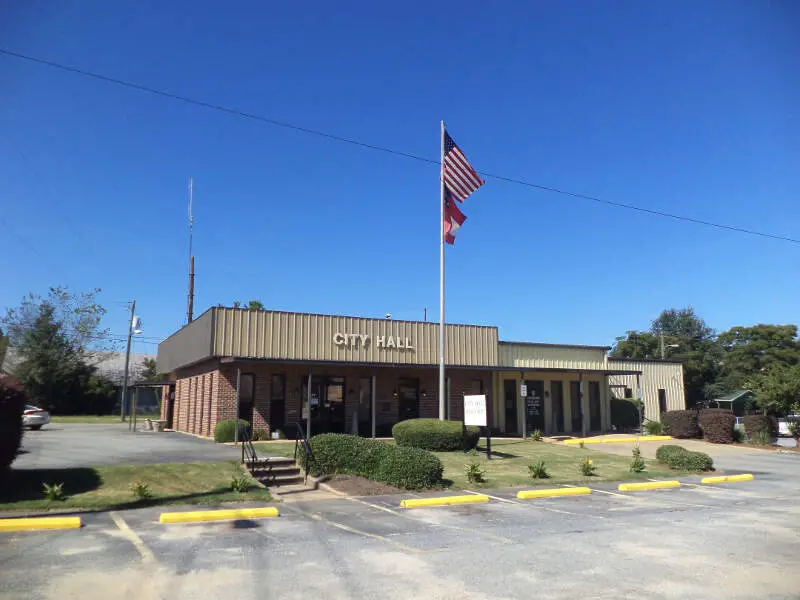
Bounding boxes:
624 387 633 399
658 389 667 414
240 373 256 426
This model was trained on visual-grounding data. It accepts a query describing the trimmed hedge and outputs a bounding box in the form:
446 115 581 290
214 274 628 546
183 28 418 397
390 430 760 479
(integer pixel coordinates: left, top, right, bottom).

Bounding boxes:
299 433 443 489
655 444 714 471
661 410 700 439
610 398 640 430
0 379 25 484
214 419 251 443
743 414 777 440
698 409 735 444
392 418 480 452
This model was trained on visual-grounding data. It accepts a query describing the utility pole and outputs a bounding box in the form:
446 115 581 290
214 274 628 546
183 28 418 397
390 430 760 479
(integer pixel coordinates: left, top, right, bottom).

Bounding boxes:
120 300 136 422
186 177 195 324
660 328 665 360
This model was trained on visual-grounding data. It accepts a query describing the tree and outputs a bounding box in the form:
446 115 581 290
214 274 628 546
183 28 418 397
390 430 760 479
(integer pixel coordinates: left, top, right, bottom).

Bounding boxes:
611 331 660 359
652 307 713 342
247 300 265 310
746 363 800 415
2 288 109 414
0 327 8 370
715 325 800 393
140 357 162 382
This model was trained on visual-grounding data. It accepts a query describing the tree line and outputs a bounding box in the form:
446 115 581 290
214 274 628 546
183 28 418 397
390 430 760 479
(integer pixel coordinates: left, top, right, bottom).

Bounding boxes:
611 307 800 415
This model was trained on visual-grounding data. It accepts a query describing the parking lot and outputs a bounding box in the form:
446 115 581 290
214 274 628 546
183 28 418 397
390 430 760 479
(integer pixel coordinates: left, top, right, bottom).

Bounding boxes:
3 450 800 600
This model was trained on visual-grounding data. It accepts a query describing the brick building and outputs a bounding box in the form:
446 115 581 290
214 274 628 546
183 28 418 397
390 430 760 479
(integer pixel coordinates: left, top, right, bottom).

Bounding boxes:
157 306 685 438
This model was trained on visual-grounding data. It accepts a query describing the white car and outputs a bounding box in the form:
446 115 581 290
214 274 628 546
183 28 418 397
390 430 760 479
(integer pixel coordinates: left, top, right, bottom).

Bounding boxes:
778 415 799 437
23 405 51 430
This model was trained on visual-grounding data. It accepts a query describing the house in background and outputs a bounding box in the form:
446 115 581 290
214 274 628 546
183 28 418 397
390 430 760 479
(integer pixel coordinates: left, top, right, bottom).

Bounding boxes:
712 389 755 416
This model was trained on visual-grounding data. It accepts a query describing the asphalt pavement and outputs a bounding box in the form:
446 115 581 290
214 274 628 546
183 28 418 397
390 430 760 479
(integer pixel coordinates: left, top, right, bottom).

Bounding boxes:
14 423 240 469
2 450 799 600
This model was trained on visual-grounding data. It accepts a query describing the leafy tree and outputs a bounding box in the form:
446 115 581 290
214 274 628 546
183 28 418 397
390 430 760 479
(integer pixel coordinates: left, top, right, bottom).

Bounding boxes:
140 357 163 382
247 300 265 310
0 327 8 370
746 363 800 415
611 331 660 359
715 325 800 393
652 307 713 341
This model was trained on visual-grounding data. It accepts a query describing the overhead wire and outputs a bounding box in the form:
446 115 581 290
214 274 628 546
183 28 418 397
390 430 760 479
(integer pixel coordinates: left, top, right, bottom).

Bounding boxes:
1 48 797 245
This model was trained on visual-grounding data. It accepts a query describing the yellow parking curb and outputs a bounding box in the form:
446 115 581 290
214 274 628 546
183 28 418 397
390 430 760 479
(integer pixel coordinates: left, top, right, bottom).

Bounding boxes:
159 507 279 524
619 480 680 492
638 435 672 442
0 516 81 531
517 487 592 500
563 439 603 445
701 474 754 484
400 494 489 509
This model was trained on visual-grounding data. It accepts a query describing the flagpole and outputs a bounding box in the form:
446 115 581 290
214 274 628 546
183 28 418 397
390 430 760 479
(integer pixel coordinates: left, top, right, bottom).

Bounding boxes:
439 120 446 421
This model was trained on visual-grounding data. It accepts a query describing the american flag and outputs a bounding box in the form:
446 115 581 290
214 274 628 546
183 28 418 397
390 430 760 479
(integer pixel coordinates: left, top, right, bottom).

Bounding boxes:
443 191 466 245
443 130 485 202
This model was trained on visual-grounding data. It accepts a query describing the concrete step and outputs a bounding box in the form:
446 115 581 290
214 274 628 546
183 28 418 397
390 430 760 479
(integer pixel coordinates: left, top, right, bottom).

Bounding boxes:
249 465 301 477
247 456 296 466
257 473 306 486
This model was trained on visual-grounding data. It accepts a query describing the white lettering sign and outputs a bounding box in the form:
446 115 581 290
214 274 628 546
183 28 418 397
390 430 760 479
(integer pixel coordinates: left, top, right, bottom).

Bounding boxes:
520 384 528 398
463 394 487 427
333 333 413 351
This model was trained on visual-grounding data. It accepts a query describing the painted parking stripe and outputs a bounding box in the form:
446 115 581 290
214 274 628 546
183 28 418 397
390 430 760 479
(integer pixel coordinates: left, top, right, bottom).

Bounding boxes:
110 512 155 564
462 490 518 504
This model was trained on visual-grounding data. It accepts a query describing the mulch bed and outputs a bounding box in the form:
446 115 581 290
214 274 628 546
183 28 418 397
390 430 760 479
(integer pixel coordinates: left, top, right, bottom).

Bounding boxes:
323 475 402 496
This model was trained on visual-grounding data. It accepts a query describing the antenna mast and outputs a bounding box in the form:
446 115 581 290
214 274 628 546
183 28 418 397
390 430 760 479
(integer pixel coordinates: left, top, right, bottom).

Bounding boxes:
187 177 195 324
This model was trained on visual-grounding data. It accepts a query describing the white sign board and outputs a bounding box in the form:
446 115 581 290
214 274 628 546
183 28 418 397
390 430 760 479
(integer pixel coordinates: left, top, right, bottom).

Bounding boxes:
463 394 487 427
520 384 528 398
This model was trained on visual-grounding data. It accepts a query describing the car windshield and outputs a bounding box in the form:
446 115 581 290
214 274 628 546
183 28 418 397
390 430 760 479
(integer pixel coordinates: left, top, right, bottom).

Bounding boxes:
24 405 39 411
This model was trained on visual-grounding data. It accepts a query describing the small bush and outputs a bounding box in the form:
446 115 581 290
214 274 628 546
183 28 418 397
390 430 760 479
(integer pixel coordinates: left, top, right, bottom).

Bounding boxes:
610 397 640 430
392 419 480 451
231 474 251 493
733 427 745 443
743 415 777 440
579 441 585 449
130 480 153 500
529 429 543 442
656 444 713 471
698 409 735 444
579 459 596 476
661 410 700 439
299 433 443 489
465 461 484 483
42 482 65 502
214 419 251 443
0 379 25 484
252 428 270 442
630 444 645 473
752 430 772 446
789 421 800 441
644 421 664 435
528 460 549 479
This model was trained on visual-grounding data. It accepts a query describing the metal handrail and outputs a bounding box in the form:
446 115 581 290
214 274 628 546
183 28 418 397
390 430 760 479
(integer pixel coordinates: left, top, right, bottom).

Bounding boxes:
239 423 258 470
291 422 313 483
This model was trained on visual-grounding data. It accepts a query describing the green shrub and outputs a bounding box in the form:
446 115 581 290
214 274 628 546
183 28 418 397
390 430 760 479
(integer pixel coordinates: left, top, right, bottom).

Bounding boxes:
699 409 735 444
661 410 700 439
42 482 65 501
252 428 270 442
230 474 251 493
789 421 800 441
299 433 443 490
752 430 772 446
732 427 745 443
392 419 480 451
644 420 664 435
0 379 25 484
579 440 585 449
655 444 713 471
130 480 153 500
743 415 777 440
528 460 549 479
529 429 543 441
630 444 645 473
465 461 484 483
579 459 596 476
610 397 640 430
214 419 251 443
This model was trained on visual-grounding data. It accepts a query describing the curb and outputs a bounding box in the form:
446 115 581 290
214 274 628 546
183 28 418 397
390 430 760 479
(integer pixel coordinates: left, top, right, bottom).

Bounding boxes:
159 507 279 524
701 474 754 484
0 516 81 532
400 494 489 509
517 487 592 500
563 439 603 445
619 480 680 492
564 435 672 445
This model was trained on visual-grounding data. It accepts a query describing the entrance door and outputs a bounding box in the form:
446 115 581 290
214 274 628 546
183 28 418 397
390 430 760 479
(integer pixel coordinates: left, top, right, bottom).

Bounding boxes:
503 380 518 435
551 380 564 433
325 378 345 433
398 378 419 422
589 381 601 431
239 373 256 428
524 380 545 434
570 381 583 433
357 377 373 436
166 384 176 429
302 376 345 434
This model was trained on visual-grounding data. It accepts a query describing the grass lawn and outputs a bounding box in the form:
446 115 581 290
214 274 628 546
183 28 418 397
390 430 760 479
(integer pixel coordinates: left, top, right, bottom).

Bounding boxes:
50 414 160 424
253 438 680 489
0 461 271 512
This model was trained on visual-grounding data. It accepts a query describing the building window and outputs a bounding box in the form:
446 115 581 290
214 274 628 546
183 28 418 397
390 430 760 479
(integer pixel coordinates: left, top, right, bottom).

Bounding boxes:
624 387 632 399
358 377 372 437
270 374 286 432
658 389 667 415
240 373 256 427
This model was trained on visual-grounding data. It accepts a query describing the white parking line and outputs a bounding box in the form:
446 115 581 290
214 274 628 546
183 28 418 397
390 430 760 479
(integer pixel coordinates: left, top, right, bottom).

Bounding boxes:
110 512 155 564
461 490 517 504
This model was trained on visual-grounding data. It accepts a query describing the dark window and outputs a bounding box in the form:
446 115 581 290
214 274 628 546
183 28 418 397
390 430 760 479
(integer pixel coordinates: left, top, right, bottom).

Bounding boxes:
524 380 545 434
570 381 582 433
589 381 601 431
551 381 564 433
658 389 667 414
270 374 286 432
358 377 372 437
398 377 420 421
239 373 255 427
503 380 518 434
624 387 633 399
470 379 484 394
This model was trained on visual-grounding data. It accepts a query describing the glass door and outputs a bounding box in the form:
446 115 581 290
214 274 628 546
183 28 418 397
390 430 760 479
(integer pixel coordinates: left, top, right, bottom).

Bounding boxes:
551 381 564 433
357 377 372 437
570 381 582 433
398 378 420 421
589 381 601 431
524 380 545 434
503 380 518 435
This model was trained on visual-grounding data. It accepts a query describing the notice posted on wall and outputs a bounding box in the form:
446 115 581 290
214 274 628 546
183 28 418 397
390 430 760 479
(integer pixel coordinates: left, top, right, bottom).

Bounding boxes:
463 394 488 427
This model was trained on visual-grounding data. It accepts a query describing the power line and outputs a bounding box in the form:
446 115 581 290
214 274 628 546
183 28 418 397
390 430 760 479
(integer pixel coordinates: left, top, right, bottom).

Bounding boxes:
2 47 798 246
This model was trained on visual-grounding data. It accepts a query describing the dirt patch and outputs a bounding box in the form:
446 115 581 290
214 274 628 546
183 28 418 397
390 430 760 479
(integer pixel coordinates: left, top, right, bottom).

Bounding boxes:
323 475 402 496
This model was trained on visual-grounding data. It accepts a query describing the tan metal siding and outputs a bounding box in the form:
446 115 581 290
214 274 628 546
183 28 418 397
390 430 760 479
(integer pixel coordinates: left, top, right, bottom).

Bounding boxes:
499 342 608 371
156 310 214 374
212 308 497 367
607 360 686 422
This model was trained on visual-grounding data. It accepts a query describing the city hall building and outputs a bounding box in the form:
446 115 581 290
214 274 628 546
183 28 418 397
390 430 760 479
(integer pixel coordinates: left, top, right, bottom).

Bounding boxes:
156 307 685 439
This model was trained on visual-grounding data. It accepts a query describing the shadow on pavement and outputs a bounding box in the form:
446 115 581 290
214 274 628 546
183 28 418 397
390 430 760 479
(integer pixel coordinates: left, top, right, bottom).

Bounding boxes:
1 467 101 502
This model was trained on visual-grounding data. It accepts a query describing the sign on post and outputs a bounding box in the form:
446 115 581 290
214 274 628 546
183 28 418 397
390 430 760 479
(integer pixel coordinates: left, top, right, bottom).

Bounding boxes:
520 383 527 398
463 394 487 427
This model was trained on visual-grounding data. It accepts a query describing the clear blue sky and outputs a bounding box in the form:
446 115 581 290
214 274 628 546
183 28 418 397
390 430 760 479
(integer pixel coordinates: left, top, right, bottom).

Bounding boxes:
1 0 798 353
